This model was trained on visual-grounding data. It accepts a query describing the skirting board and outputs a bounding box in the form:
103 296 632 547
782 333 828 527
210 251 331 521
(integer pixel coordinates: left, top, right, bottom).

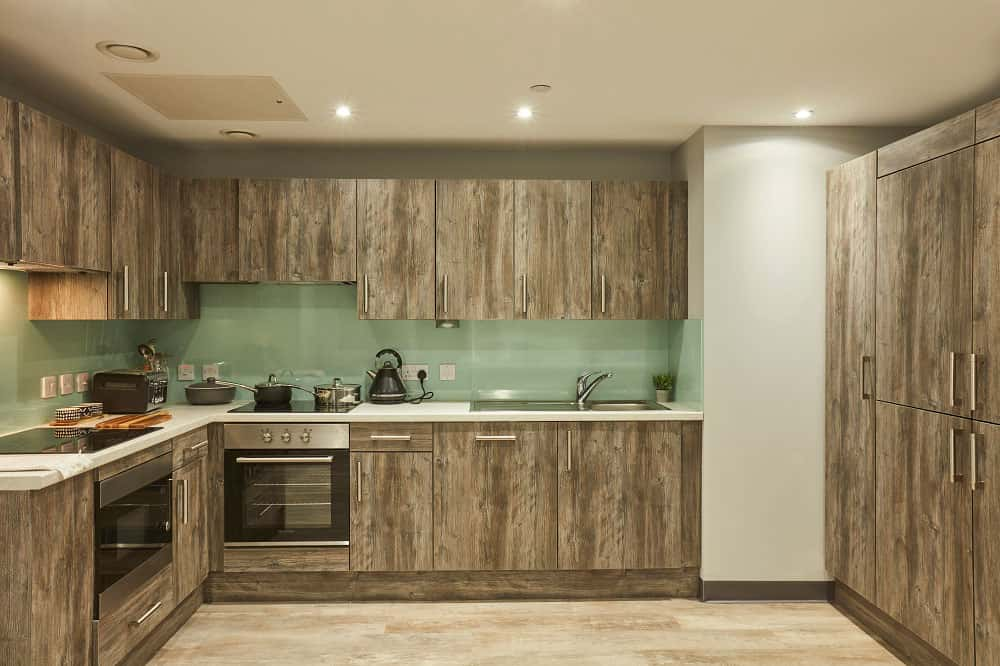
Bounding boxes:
701 580 833 602
206 568 701 603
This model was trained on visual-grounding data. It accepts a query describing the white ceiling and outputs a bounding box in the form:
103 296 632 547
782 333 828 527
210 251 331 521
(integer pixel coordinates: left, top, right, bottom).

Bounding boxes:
1 0 999 148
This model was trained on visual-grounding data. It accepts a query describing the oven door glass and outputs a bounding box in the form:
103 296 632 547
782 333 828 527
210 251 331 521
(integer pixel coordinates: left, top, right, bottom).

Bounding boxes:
225 449 349 544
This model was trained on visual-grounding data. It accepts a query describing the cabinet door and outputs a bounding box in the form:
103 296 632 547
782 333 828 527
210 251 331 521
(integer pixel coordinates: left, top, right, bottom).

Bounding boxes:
179 178 240 282
239 178 356 282
623 422 684 569
357 179 435 319
350 452 433 571
876 148 974 415
514 180 592 320
974 138 1000 422
875 402 973 666
592 181 686 320
111 149 161 319
436 180 515 320
174 456 209 601
18 105 110 271
974 420 1000 665
825 152 877 599
0 98 15 263
158 172 199 319
433 423 558 570
558 422 624 569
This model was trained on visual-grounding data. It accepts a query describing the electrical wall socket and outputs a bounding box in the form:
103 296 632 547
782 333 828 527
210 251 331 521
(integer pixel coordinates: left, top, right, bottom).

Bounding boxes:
40 376 57 399
202 364 220 380
177 364 195 381
401 364 429 381
439 363 456 381
58 374 74 396
75 372 89 393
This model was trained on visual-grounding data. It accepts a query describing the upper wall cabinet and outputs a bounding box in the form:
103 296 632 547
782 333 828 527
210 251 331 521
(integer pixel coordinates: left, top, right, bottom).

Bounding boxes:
435 180 515 320
17 104 111 271
180 178 239 283
514 180 592 320
111 149 161 319
0 99 15 263
973 138 1000 422
976 98 1000 144
357 179 435 319
239 178 356 282
158 173 199 320
877 110 975 178
592 181 687 320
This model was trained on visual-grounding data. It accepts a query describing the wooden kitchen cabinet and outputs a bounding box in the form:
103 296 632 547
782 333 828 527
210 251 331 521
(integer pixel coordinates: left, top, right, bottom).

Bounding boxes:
592 181 687 320
357 179 435 319
17 104 110 271
876 148 974 416
978 98 1000 143
350 452 433 571
0 97 15 263
973 138 1000 423
173 455 210 602
435 179 515 320
514 180 592 320
877 110 975 178
111 149 161 319
433 422 558 570
824 152 877 601
875 402 973 666
974 419 1000 665
239 178 356 282
179 178 240 282
159 172 200 319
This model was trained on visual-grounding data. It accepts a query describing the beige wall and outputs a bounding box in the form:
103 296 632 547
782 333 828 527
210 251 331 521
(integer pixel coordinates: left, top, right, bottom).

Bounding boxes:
692 125 911 581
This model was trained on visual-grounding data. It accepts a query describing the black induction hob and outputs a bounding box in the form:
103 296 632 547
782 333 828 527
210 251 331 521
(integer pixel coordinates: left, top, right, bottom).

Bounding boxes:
228 400 360 414
0 427 162 455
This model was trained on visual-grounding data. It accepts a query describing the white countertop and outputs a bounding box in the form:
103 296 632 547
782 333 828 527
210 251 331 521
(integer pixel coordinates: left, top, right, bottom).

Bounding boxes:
0 400 702 491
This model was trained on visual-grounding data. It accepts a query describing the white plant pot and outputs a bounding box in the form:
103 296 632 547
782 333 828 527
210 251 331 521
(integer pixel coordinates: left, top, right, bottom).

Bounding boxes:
655 389 671 404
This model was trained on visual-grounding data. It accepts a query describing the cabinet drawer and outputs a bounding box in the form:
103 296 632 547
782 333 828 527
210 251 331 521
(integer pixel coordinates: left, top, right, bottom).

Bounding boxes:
173 427 209 468
350 423 433 451
96 564 176 665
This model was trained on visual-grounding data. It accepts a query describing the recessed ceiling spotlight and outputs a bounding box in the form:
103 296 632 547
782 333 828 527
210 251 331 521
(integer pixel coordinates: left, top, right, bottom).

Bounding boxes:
516 106 533 119
335 105 352 118
96 41 159 62
220 129 257 139
530 84 552 93
794 108 814 120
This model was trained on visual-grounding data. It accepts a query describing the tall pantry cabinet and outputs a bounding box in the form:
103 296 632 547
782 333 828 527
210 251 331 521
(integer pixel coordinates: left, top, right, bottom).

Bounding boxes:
826 97 1000 665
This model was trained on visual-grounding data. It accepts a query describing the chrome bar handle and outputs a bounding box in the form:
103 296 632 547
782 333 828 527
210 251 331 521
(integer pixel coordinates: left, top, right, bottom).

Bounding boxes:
601 274 606 314
950 429 964 482
356 460 362 503
163 271 169 313
183 478 189 525
972 432 983 491
950 351 956 407
521 275 528 316
191 440 209 451
123 264 130 312
475 435 517 442
235 456 334 464
971 353 978 412
861 355 872 400
370 434 411 441
567 430 572 471
363 275 369 314
130 601 162 626
443 273 448 314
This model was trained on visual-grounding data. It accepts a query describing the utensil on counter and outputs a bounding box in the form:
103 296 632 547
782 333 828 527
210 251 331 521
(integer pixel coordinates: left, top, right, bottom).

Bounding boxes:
96 411 172 429
205 374 314 406
366 349 408 404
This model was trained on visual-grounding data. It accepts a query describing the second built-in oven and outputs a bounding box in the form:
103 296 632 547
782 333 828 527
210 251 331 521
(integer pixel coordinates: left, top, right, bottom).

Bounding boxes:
224 424 349 546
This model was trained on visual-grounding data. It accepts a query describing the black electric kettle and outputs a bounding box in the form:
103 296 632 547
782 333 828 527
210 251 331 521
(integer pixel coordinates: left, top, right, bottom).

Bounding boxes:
366 348 408 404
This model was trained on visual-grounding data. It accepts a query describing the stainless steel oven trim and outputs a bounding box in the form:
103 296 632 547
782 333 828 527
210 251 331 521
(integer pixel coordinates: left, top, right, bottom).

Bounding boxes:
225 541 349 547
96 542 171 619
224 423 349 450
98 452 173 508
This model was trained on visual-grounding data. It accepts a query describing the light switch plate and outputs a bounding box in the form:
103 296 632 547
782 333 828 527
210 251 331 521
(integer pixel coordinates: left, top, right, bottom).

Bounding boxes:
202 364 220 380
439 363 456 381
178 364 195 381
40 376 57 399
75 372 89 393
401 364 429 381
58 373 74 396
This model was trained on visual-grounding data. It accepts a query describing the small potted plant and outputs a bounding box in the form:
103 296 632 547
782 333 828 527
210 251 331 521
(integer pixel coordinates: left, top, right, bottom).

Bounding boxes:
653 373 674 404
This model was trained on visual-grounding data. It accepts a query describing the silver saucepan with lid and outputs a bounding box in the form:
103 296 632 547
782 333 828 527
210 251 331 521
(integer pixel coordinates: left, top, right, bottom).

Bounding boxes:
313 379 362 408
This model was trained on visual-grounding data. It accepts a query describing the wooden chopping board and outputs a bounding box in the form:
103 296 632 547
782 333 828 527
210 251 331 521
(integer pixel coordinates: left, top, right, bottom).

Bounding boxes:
95 411 173 429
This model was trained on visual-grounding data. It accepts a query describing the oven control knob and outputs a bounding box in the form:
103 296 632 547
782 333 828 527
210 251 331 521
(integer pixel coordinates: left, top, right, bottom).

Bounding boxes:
300 431 311 443
281 431 292 443
261 430 273 443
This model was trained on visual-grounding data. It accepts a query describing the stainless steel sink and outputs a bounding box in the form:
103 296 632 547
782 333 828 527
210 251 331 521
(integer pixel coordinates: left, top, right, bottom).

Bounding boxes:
471 399 667 412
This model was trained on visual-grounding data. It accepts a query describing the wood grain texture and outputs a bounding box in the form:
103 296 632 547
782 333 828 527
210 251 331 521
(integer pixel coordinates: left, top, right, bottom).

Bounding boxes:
558 422 625 569
974 420 1000 665
158 172 199 319
111 148 159 319
875 402 973 666
681 421 702 568
667 181 689 319
514 180 592 320
876 148 974 415
350 422 433 452
976 97 1000 143
623 422 683 569
592 181 670 319
435 179 515 319
172 426 209 469
351 452 434 571
0 98 16 263
17 105 111 271
205 568 701 603
97 564 176 666
26 272 110 320
357 179 435 319
238 178 356 282
0 488 31 664
207 423 225 573
179 178 239 282
878 110 976 177
120 586 202 666
98 441 172 480
224 547 349 572
825 152 877 601
973 138 1000 423
834 582 954 666
434 422 558 571
174 457 209 602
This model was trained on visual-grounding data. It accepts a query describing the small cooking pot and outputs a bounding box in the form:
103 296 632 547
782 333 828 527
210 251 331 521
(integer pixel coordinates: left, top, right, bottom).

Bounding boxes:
313 381 362 408
185 379 237 405
209 374 313 405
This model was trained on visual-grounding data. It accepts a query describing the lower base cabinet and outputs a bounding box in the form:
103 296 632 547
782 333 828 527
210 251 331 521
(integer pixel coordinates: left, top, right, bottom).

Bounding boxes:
96 565 176 666
974 419 1000 665
173 455 209 601
350 452 434 571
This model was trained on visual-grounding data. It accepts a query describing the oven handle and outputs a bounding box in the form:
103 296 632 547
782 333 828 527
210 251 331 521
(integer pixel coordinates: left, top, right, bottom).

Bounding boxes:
235 456 334 464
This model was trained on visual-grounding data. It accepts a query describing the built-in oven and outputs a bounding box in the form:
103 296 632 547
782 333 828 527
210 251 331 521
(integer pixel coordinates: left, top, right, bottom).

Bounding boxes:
224 424 349 546
94 452 173 619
